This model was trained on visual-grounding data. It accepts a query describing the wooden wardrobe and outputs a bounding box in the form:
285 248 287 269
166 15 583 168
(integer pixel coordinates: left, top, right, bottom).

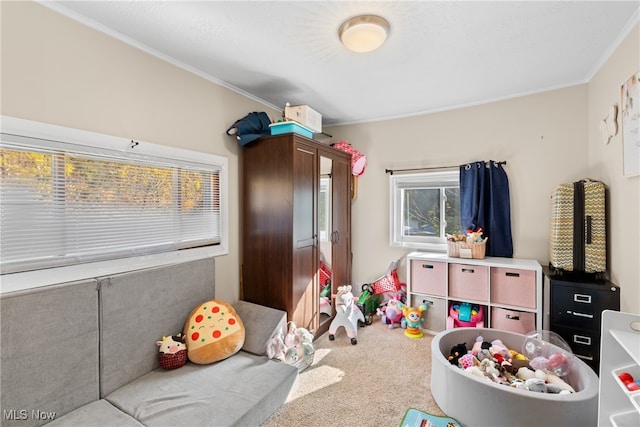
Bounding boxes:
241 133 352 336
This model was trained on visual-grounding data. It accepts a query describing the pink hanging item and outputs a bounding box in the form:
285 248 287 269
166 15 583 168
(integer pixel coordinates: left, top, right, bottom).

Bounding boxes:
332 140 367 176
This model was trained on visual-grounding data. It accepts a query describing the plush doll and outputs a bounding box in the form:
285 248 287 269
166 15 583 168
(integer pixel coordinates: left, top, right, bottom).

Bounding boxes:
399 302 428 338
156 333 188 370
266 330 287 361
376 292 404 329
458 353 477 370
448 343 468 365
466 227 484 243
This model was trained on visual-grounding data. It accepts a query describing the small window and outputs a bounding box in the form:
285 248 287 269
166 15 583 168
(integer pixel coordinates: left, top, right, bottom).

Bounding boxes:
389 170 460 250
1 117 228 274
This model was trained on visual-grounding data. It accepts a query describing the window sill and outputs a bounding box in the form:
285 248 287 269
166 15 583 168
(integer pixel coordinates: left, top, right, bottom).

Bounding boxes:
391 241 448 252
0 246 226 294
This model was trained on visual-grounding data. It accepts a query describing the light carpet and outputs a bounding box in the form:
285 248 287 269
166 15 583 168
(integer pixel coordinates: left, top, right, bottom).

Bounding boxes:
260 318 445 427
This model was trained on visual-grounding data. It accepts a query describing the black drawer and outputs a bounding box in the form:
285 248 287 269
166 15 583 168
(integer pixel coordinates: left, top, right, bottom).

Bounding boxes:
550 279 619 329
553 325 600 372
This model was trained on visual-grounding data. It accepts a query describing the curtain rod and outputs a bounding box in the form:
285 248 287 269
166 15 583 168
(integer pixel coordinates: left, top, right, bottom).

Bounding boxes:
385 160 506 175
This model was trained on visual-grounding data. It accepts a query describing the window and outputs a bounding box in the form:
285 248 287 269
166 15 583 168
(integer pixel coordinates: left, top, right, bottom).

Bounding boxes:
0 117 228 275
389 170 460 250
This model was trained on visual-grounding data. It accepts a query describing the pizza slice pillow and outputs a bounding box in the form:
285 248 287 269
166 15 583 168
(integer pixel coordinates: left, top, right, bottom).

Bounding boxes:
184 300 245 364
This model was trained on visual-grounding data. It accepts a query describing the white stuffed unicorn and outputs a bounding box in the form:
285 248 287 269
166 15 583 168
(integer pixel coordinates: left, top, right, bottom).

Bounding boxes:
328 285 364 345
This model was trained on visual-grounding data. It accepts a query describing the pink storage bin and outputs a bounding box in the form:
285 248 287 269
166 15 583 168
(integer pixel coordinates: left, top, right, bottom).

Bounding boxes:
448 263 489 301
411 260 446 296
490 267 536 309
491 307 535 334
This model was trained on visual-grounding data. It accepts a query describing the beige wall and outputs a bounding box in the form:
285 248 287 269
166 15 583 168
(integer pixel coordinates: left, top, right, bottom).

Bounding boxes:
326 24 639 314
587 23 639 314
326 86 588 286
3 2 638 314
0 1 280 303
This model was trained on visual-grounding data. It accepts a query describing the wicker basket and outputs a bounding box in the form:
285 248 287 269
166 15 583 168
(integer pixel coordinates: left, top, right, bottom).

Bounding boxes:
447 237 488 259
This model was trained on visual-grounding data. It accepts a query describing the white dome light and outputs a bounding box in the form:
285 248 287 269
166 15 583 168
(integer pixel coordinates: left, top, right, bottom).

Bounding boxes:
339 15 390 53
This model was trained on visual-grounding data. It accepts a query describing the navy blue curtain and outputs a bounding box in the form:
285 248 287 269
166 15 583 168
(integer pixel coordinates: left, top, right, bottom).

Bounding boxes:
459 161 513 257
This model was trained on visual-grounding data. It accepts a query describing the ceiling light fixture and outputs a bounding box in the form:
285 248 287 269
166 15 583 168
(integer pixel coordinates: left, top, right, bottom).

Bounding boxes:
338 15 390 53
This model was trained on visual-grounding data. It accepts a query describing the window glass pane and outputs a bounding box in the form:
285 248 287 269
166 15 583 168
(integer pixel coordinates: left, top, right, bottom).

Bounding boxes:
402 188 440 237
445 187 461 235
390 170 459 248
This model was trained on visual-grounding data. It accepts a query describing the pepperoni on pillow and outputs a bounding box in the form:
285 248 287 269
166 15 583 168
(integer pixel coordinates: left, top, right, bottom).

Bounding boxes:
183 300 245 364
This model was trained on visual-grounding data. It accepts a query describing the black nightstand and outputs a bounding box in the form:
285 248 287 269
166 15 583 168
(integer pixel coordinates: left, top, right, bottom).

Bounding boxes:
547 273 620 374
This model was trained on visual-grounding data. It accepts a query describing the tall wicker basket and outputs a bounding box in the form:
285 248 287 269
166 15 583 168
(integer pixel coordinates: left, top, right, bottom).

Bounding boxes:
447 237 488 259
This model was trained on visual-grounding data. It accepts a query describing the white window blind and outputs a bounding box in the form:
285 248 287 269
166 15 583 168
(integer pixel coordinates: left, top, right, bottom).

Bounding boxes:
1 125 224 275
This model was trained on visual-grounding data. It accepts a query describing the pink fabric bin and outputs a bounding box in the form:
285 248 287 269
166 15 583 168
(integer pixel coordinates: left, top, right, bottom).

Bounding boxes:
490 307 535 334
490 267 536 309
411 260 446 296
448 264 488 301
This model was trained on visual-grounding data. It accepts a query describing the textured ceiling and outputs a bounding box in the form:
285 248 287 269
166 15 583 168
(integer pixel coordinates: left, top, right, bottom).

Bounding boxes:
43 1 639 127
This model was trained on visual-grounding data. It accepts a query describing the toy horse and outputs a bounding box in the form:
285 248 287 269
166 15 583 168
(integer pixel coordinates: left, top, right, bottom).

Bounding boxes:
328 285 364 345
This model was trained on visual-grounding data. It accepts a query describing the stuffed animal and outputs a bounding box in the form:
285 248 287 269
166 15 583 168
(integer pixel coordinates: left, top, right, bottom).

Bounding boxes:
156 333 188 370
466 227 484 243
448 343 468 365
399 302 428 338
266 330 287 361
458 353 477 370
376 292 404 329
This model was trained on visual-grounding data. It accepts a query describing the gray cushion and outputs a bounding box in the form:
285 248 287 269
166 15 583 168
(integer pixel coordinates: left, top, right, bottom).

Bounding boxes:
106 352 298 427
46 400 143 427
98 258 215 397
233 300 287 356
0 280 99 426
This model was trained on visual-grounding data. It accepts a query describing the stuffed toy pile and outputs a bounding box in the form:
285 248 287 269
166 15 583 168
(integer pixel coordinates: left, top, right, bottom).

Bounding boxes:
266 321 314 371
448 335 576 394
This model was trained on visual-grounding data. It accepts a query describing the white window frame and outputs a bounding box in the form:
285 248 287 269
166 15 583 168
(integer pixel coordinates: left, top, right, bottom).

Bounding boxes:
0 116 228 293
389 170 459 251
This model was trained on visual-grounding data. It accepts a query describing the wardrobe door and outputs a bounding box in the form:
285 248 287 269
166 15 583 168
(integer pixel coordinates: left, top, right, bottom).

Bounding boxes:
292 143 318 332
329 153 351 291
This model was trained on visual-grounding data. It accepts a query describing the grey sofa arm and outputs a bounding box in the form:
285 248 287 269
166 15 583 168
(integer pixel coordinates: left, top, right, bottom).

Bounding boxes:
233 300 287 356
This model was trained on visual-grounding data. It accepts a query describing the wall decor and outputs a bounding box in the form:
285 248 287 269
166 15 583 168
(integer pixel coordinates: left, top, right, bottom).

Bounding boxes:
600 104 618 145
621 70 639 176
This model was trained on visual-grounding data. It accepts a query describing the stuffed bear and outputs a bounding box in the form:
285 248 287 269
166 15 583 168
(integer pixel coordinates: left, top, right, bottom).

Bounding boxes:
448 343 468 365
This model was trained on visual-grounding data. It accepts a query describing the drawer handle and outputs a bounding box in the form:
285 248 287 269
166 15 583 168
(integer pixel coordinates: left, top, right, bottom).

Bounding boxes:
505 272 520 278
461 268 475 274
573 335 592 345
576 354 594 361
506 314 520 321
422 264 434 269
569 311 594 319
574 294 592 304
